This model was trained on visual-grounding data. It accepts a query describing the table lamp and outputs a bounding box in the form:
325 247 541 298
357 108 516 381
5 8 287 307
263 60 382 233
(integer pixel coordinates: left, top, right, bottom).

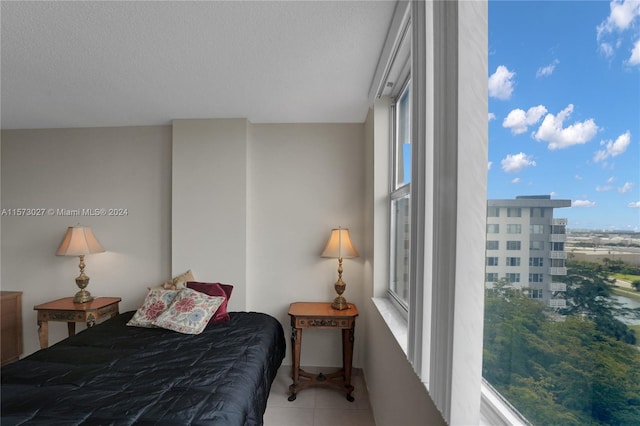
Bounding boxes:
321 227 359 310
56 225 105 303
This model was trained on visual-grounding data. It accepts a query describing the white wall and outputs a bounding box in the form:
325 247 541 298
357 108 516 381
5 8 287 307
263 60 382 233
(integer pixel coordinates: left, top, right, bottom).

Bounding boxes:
172 119 248 311
247 123 365 367
1 126 172 356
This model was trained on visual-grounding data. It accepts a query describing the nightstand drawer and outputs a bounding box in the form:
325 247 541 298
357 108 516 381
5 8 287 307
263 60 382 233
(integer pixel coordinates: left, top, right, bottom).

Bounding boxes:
38 311 86 322
295 317 351 328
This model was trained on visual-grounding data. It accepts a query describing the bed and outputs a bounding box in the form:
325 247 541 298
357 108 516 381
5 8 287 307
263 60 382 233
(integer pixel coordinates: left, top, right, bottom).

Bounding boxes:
1 308 286 425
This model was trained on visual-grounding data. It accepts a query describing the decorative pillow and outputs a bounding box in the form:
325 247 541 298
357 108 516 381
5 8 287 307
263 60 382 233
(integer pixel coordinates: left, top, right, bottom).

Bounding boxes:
148 269 195 291
186 281 234 324
152 288 225 334
127 289 179 328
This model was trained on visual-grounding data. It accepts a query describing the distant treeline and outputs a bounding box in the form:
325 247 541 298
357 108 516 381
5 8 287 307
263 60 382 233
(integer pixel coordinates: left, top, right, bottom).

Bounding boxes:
570 241 640 248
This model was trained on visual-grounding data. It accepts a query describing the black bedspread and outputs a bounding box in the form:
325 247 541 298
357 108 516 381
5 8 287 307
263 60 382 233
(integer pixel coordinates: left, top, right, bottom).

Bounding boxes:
1 311 286 426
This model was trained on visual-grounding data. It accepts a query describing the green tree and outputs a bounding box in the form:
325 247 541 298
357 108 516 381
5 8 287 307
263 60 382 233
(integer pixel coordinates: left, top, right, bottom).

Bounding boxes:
483 268 640 425
560 260 639 344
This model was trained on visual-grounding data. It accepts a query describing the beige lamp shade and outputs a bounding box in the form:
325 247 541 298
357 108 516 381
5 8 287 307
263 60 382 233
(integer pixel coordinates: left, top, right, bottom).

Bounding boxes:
56 226 105 256
321 227 358 259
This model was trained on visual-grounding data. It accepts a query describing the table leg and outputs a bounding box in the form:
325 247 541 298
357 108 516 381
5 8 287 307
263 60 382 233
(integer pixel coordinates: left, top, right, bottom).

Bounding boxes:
288 326 302 401
37 320 49 349
342 325 355 402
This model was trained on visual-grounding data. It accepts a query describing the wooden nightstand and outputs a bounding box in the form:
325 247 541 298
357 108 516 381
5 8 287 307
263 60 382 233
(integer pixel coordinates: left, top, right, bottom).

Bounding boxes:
33 297 121 349
287 302 359 402
1 291 23 366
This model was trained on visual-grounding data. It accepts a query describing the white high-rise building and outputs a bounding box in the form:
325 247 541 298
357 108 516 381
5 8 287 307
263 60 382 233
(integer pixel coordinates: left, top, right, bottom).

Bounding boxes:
485 195 571 307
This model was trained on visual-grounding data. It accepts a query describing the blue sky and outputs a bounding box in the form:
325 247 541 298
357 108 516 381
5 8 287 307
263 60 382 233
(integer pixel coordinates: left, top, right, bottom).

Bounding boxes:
488 0 640 231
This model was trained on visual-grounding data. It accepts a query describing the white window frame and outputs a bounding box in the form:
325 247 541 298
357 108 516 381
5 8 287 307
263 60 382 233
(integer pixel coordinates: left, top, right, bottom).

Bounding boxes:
370 1 494 424
388 76 413 314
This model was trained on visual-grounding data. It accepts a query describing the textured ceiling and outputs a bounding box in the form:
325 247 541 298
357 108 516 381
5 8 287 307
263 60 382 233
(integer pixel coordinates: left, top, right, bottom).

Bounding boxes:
1 1 396 130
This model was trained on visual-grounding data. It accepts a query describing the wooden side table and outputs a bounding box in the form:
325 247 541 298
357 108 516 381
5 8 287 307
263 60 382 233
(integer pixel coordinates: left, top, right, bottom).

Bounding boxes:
33 297 121 349
287 302 359 402
1 291 23 366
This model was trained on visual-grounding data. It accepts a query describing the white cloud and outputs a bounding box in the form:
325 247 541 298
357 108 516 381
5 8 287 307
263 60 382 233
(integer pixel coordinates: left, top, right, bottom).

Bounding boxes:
511 177 521 184
607 176 616 183
488 112 496 121
536 59 559 77
618 181 634 193
488 65 515 100
597 0 640 37
575 175 583 180
572 200 597 207
533 104 599 149
628 38 640 65
488 161 492 170
502 105 547 134
629 201 640 208
596 185 613 192
501 152 536 173
594 130 631 162
597 0 640 65
600 42 615 58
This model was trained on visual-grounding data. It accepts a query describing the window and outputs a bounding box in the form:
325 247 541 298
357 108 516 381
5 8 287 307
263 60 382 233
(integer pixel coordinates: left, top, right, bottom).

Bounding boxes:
529 257 544 267
506 273 520 283
506 224 521 234
530 224 544 234
529 288 543 299
529 240 544 251
506 257 520 267
486 257 499 266
529 273 544 283
373 3 487 424
487 224 499 233
487 206 500 217
552 242 565 251
551 259 565 268
551 224 565 234
507 207 521 217
486 272 499 282
486 240 499 250
506 241 521 250
389 80 412 309
530 207 544 218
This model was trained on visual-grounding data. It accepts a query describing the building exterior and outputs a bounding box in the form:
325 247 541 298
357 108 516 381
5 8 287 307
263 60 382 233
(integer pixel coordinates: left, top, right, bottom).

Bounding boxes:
485 195 572 307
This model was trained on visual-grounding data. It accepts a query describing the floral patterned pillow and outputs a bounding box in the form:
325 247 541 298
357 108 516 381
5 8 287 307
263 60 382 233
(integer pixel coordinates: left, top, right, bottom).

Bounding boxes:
152 288 224 334
127 289 179 328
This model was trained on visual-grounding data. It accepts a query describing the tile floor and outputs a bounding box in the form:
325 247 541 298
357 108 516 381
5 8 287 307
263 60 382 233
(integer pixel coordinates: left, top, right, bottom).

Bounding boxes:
264 366 376 426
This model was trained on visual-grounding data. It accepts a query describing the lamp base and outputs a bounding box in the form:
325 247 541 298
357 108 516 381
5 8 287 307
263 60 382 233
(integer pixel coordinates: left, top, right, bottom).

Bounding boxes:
73 289 94 304
331 296 349 310
73 270 93 304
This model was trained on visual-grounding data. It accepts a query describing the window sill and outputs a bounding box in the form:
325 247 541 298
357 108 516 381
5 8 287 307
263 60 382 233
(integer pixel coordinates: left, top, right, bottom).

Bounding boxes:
372 297 408 354
372 296 530 426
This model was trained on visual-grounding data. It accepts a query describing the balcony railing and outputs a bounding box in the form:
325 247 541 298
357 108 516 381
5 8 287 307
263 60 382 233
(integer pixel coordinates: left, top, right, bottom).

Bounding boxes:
552 218 567 226
550 234 566 242
550 282 567 292
549 251 567 259
548 298 567 308
550 267 567 276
